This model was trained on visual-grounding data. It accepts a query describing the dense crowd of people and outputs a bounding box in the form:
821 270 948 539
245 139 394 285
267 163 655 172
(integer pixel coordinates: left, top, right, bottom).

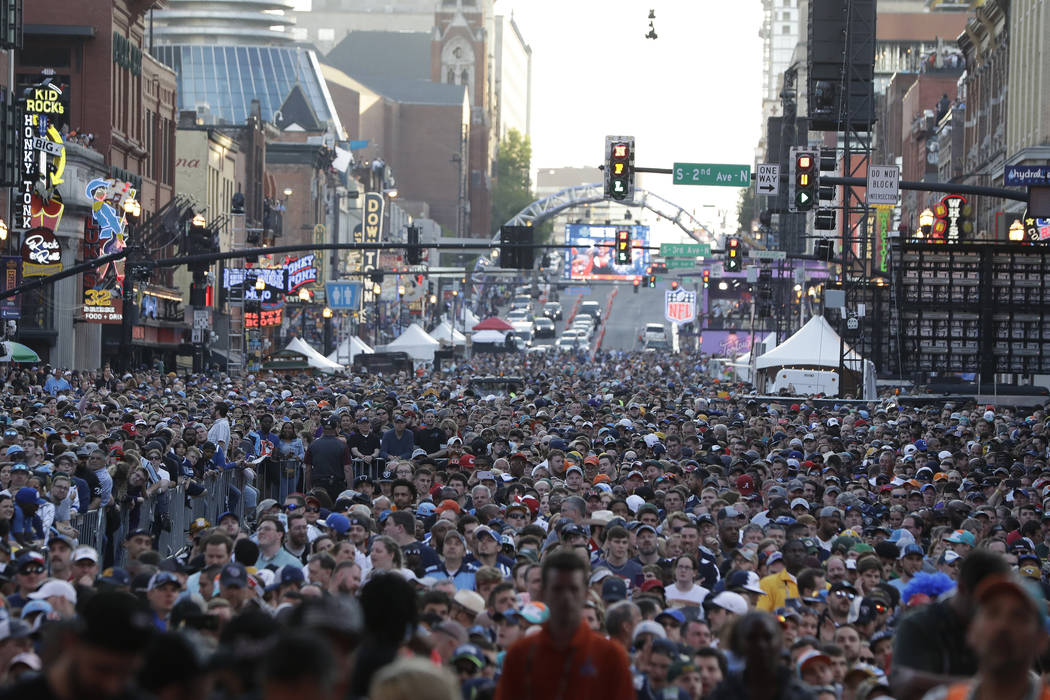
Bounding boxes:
0 351 1047 700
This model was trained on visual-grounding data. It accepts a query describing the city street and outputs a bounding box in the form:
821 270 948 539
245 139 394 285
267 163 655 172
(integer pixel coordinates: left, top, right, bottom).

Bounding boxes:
0 1 1049 699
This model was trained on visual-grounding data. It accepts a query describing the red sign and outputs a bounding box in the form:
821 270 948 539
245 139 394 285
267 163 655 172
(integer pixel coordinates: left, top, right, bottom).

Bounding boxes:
245 308 283 328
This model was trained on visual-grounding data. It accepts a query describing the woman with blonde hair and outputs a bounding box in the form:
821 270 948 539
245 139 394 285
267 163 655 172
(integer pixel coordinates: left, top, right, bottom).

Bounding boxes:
369 656 461 700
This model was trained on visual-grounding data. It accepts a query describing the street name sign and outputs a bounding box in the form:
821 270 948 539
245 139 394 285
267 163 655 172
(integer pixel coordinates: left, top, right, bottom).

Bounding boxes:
866 165 900 205
750 250 787 261
664 289 697 325
756 163 780 195
666 258 698 269
1004 165 1050 187
661 243 711 258
673 163 751 187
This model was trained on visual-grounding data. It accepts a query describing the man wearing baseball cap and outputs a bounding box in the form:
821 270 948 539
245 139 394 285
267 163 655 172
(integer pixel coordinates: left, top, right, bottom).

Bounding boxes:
0 591 154 699
923 573 1050 700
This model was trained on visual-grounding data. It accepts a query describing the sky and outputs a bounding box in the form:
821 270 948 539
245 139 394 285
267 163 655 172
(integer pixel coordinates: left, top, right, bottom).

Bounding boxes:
495 0 765 242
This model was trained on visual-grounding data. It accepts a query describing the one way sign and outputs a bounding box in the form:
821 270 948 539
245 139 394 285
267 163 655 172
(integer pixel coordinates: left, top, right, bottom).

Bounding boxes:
756 163 779 196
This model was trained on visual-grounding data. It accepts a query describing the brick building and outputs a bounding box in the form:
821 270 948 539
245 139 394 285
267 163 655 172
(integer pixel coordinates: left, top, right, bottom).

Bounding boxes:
19 0 180 368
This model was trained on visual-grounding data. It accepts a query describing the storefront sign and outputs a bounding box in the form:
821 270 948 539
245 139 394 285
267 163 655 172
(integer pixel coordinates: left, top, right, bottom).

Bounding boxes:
223 267 288 302
0 256 21 320
245 308 283 328
362 192 383 279
112 31 143 76
15 79 69 232
285 255 317 292
20 227 62 277
932 195 974 242
1021 211 1050 242
82 217 123 323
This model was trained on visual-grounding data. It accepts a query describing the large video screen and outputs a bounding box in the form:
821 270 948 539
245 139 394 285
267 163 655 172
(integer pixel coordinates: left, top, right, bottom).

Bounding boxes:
564 224 650 280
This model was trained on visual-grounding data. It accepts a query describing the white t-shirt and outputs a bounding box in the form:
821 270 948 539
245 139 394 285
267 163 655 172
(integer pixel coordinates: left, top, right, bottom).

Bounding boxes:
665 582 710 608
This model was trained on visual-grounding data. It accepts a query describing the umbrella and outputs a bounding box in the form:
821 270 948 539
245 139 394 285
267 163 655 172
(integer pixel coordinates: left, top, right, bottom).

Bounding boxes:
0 342 40 363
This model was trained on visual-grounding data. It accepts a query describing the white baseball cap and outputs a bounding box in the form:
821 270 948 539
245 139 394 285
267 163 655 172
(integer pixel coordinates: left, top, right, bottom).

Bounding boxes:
28 579 76 604
710 591 748 615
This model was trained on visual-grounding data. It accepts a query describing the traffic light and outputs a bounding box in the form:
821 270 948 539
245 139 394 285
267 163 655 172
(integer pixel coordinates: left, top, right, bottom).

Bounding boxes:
615 229 631 265
789 147 818 212
815 148 837 230
633 279 640 294
605 136 635 201
815 238 834 262
406 225 422 264
499 226 534 269
724 237 742 272
187 213 218 273
647 275 657 288
670 279 679 290
702 269 710 288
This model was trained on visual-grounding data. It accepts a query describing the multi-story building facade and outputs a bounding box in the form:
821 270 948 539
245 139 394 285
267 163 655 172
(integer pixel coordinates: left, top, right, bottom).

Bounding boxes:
19 0 179 369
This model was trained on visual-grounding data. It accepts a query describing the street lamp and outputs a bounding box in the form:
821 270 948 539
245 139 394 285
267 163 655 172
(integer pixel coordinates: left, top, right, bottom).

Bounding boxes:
192 213 207 228
322 306 333 355
372 282 382 347
283 188 294 198
918 208 935 238
0 219 8 242
1009 219 1026 242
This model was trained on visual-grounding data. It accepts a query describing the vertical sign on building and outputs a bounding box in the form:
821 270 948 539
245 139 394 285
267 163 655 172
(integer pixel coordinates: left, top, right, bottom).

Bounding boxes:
0 256 21 319
362 192 384 302
15 75 68 232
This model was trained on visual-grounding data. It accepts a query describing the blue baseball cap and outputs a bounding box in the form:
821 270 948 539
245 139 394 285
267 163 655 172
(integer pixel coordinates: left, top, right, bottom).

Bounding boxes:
323 513 350 534
14 487 44 506
901 544 924 558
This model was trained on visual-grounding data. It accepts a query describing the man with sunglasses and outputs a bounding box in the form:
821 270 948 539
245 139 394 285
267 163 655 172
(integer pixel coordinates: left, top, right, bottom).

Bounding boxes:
7 551 46 611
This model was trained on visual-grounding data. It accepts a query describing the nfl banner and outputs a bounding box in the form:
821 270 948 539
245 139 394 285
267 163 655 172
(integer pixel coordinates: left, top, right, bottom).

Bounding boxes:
665 289 697 325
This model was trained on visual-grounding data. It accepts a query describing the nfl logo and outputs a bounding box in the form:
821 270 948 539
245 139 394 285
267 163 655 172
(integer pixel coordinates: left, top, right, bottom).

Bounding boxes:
665 290 696 325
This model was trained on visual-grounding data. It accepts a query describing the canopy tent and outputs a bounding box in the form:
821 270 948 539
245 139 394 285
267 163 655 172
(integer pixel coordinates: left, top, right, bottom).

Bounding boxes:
429 320 466 346
0 342 40 363
755 315 862 370
471 329 508 344
734 333 778 383
463 308 481 331
326 336 373 364
285 337 345 374
473 316 513 332
383 323 440 361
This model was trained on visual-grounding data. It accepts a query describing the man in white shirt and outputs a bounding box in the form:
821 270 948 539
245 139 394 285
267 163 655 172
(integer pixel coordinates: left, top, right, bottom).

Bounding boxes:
207 402 231 452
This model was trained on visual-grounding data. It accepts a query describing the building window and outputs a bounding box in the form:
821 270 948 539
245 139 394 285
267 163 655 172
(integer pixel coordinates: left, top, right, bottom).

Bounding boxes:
782 24 791 34
448 68 455 84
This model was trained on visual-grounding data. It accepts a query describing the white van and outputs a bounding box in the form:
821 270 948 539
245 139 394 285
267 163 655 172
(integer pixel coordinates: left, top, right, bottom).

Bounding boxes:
769 369 839 396
643 323 666 344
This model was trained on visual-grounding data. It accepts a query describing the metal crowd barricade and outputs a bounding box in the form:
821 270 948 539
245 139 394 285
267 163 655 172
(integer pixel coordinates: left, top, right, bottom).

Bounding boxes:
110 506 132 568
72 508 106 554
351 457 385 484
156 484 189 557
